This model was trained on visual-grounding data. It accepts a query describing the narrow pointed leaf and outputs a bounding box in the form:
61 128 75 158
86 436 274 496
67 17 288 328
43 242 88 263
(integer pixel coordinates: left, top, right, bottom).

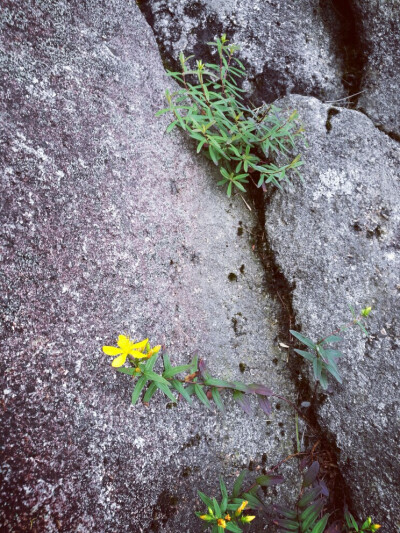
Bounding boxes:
232 470 248 497
131 375 148 405
156 382 177 403
258 395 272 415
290 330 316 349
212 388 225 412
143 381 158 403
194 384 211 409
310 514 329 533
171 379 193 405
233 390 252 415
303 461 320 487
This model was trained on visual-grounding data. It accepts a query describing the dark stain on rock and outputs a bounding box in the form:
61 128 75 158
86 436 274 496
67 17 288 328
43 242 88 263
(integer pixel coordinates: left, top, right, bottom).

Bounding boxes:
228 272 237 282
326 107 340 133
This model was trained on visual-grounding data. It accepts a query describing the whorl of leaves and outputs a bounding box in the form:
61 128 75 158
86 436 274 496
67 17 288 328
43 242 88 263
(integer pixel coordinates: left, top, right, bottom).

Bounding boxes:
157 34 304 196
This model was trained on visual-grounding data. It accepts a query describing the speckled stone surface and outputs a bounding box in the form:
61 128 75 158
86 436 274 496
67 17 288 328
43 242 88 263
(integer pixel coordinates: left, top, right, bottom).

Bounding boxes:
267 95 400 530
352 0 400 135
140 0 347 104
0 2 299 531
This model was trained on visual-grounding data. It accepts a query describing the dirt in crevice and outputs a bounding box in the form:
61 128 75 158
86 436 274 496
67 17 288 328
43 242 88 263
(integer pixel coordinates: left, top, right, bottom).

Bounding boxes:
247 183 355 523
319 0 366 106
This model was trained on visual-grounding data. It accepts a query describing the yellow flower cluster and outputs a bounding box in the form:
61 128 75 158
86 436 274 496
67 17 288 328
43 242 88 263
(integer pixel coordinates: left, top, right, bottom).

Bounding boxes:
103 335 160 367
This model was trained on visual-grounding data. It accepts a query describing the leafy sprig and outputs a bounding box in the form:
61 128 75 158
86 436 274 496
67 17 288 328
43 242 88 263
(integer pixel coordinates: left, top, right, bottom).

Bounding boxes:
290 307 372 390
157 34 305 196
196 469 284 532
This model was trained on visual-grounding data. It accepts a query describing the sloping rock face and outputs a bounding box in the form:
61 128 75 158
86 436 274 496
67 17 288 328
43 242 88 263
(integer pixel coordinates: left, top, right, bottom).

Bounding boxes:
0 1 299 532
141 0 346 103
266 95 400 530
352 0 400 135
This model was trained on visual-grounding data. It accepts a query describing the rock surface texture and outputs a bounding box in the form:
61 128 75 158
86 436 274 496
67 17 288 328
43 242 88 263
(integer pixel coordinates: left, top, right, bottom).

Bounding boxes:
141 0 347 103
267 95 400 530
352 0 400 136
0 2 298 532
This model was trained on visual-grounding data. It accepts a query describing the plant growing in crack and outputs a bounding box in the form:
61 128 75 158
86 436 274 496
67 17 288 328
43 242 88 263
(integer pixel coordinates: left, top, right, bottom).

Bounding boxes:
195 459 381 532
290 306 372 391
157 34 305 196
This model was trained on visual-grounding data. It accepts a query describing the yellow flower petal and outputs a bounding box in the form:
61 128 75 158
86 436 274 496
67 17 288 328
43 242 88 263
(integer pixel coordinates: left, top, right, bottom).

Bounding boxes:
151 345 161 354
217 518 226 528
131 338 149 353
103 346 123 356
235 500 248 516
117 335 132 351
111 353 128 367
130 350 149 359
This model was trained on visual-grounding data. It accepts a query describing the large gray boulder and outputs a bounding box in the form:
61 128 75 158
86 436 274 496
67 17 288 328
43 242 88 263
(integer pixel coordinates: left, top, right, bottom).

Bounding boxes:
352 0 400 136
267 95 400 530
141 0 347 103
0 1 298 531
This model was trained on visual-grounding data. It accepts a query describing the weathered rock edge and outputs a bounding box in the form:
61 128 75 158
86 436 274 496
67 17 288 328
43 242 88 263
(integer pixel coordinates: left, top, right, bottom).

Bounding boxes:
267 95 400 530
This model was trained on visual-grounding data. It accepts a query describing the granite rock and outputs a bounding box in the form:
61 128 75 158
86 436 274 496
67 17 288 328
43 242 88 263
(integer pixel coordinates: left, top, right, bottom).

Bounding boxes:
267 95 400 530
0 1 299 531
140 0 347 104
352 0 400 135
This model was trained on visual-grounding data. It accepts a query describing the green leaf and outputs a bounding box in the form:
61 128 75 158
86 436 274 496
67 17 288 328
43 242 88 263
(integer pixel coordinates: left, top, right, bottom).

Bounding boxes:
198 490 213 508
116 367 136 375
163 353 172 372
170 379 193 405
213 498 221 518
310 514 329 533
131 375 148 405
143 381 158 403
163 363 194 379
298 487 321 508
205 377 232 388
232 470 248 497
326 362 343 384
144 353 159 372
156 382 177 403
143 370 171 386
242 492 262 509
166 121 178 133
319 370 329 390
225 522 242 533
194 384 211 409
323 335 343 343
220 477 228 501
212 388 225 412
290 330 316 349
313 357 322 381
300 500 324 530
209 145 219 165
294 348 315 362
274 518 300 531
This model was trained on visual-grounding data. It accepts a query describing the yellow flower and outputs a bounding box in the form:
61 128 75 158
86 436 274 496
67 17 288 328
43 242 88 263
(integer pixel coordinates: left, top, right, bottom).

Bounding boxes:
371 526 381 531
199 514 214 522
103 335 148 367
145 345 161 359
235 500 248 516
224 514 231 521
217 518 226 528
240 515 256 523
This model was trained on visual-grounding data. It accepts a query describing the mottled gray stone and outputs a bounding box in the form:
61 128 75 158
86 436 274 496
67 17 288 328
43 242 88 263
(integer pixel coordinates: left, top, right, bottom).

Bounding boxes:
267 95 400 530
141 0 346 103
352 0 400 135
0 1 299 531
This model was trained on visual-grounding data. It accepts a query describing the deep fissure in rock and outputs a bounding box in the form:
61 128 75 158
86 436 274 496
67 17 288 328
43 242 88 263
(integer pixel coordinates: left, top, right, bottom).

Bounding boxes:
319 0 366 106
248 183 356 521
138 3 361 522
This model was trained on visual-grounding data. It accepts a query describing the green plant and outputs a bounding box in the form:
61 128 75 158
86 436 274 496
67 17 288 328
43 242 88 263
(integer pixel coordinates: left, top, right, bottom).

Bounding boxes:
290 306 372 390
344 512 381 532
274 461 329 533
103 335 276 412
196 469 284 532
157 34 304 196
